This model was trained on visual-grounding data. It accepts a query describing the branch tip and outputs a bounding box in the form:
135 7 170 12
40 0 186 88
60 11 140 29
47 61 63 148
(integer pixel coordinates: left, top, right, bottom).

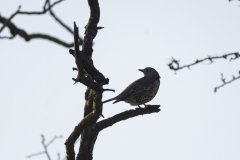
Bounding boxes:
72 67 78 71
103 89 115 92
97 26 104 30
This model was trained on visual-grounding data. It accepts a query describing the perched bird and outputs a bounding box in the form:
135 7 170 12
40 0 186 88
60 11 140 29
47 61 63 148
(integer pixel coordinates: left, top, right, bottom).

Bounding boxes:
103 67 160 107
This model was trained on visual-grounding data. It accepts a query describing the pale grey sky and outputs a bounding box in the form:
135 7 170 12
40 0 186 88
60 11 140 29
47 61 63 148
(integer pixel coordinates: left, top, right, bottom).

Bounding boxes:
1 0 240 160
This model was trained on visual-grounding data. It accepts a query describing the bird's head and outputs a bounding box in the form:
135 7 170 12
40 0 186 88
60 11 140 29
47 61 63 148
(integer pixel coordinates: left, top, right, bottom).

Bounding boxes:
138 67 160 78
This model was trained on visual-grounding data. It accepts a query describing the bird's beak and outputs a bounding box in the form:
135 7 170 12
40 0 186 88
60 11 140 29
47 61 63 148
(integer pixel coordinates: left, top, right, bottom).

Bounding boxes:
138 69 144 72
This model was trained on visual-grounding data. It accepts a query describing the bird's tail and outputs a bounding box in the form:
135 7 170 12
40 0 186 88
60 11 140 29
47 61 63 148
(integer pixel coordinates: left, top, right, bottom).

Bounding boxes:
102 98 116 104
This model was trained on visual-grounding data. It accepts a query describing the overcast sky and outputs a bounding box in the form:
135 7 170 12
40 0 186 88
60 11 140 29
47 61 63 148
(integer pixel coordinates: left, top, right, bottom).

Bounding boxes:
1 0 240 160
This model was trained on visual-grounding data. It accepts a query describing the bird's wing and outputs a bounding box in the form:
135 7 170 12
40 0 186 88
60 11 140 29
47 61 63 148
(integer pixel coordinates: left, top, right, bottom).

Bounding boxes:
116 77 157 101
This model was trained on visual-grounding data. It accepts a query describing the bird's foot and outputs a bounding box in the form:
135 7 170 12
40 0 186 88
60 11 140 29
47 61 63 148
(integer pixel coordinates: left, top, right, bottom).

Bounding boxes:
143 104 149 110
137 105 144 116
99 114 105 118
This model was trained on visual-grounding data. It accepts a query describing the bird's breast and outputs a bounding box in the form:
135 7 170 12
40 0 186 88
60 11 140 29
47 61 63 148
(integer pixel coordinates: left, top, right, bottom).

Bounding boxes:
125 79 160 106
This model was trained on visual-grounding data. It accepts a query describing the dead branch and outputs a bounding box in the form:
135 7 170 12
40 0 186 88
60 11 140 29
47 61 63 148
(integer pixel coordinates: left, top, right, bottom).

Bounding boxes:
65 0 105 158
167 52 240 71
0 6 21 32
0 35 15 39
26 135 62 160
167 52 240 92
0 0 82 48
214 71 240 92
86 105 161 138
69 49 110 85
18 0 64 15
70 23 112 91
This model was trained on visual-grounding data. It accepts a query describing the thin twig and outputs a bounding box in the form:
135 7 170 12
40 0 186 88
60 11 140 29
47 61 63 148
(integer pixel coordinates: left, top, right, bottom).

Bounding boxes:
48 8 83 44
214 71 240 92
46 135 63 147
43 0 49 10
26 151 45 159
18 0 64 15
0 36 15 39
47 0 74 35
0 15 74 47
41 135 52 160
0 0 78 48
167 52 240 92
0 5 21 33
167 52 240 71
26 135 62 160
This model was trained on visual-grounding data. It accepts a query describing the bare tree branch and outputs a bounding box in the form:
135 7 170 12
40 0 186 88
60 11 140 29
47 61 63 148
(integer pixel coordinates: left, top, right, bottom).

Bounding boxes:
27 135 62 160
70 0 109 85
0 15 74 47
214 71 240 92
42 135 52 160
18 0 64 15
0 0 83 48
27 151 46 159
0 6 21 33
43 0 49 10
70 23 113 91
70 49 110 85
46 0 80 41
0 35 15 39
65 90 103 160
167 52 240 71
86 105 161 138
167 52 240 92
45 0 83 45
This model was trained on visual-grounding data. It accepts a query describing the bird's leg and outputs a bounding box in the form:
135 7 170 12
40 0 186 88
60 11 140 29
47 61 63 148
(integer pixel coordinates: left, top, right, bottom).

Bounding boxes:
138 105 143 108
99 114 104 118
137 105 144 116
143 104 149 110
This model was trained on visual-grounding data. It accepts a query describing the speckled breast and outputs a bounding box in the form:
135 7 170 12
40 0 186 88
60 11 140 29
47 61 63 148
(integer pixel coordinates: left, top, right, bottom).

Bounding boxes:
125 80 160 106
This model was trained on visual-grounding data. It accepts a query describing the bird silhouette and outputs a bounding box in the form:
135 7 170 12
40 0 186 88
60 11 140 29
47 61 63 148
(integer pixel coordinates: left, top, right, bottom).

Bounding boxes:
103 67 160 107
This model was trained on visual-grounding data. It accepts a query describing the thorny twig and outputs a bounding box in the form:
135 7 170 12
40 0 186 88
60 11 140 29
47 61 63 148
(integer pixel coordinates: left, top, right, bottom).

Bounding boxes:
167 52 240 71
214 71 240 92
167 52 240 92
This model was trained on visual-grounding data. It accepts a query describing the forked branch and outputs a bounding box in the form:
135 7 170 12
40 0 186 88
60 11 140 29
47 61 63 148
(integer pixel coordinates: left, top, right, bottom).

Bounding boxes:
26 135 62 160
86 105 161 138
167 52 239 71
214 71 240 92
0 0 81 48
168 52 240 92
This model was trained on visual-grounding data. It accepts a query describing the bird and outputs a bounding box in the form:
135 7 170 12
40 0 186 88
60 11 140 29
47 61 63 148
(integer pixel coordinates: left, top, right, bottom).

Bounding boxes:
103 67 160 107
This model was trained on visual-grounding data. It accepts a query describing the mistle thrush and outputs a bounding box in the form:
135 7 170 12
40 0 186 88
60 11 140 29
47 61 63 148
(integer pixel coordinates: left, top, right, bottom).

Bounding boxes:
103 67 160 107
